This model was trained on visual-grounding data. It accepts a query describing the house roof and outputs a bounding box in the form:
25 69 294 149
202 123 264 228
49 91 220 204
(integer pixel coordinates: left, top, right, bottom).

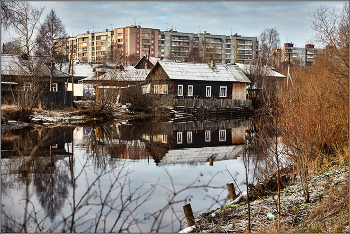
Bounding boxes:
58 62 94 78
134 55 160 68
155 60 251 83
157 145 244 166
81 68 151 82
236 63 286 78
1 54 70 78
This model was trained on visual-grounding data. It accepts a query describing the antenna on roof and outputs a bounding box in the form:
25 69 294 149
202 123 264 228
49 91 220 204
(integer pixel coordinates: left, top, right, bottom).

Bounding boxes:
165 23 168 31
133 18 136 25
93 26 94 33
198 26 201 33
111 24 113 31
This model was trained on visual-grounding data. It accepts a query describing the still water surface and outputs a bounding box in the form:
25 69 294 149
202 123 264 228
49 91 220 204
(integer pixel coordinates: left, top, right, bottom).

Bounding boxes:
1 118 254 232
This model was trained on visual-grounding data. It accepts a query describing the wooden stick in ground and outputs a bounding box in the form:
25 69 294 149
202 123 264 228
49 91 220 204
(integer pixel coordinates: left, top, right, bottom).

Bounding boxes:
226 182 237 202
183 203 195 226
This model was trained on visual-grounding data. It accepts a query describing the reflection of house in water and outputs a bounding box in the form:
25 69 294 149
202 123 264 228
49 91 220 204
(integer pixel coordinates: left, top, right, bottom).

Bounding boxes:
144 120 246 165
1 126 74 159
157 145 244 166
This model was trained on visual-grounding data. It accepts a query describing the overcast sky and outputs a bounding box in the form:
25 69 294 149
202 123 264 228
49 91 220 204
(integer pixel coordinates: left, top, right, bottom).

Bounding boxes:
2 1 345 48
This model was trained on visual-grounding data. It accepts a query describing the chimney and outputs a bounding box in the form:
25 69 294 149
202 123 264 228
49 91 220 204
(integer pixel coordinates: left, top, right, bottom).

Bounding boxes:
105 29 108 32
87 31 89 34
211 60 215 68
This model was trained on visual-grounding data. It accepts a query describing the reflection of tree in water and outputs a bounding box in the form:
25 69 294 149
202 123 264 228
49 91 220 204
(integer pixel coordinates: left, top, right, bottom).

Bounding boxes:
33 158 71 221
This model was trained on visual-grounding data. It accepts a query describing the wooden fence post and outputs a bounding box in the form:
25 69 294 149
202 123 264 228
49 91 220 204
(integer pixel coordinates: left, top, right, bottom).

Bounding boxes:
183 203 195 226
226 182 237 202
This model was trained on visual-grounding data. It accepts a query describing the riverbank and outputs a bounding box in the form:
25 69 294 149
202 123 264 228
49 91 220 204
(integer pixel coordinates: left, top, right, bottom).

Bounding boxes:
185 163 349 233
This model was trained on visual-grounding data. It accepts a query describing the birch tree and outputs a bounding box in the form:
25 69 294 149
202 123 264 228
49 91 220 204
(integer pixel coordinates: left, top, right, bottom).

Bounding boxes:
258 27 281 66
2 1 45 55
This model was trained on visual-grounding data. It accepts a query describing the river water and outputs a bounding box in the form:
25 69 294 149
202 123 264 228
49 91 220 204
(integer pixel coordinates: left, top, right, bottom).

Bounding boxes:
1 118 256 233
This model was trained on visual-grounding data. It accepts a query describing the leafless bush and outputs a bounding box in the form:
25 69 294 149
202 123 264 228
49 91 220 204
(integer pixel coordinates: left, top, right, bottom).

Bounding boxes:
121 85 160 114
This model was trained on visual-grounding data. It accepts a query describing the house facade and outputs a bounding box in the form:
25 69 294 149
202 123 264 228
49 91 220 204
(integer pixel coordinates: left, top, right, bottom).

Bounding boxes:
144 60 251 101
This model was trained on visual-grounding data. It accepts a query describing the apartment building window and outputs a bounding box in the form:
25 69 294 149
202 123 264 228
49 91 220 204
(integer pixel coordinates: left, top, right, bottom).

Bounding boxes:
137 50 139 53
126 33 127 36
219 86 227 97
178 85 183 96
126 39 127 42
152 40 154 43
152 34 154 38
151 45 154 49
154 85 159 94
206 86 211 97
137 33 139 37
219 130 226 142
188 85 193 96
151 51 154 54
142 33 150 37
137 39 139 42
137 44 139 48
162 85 168 94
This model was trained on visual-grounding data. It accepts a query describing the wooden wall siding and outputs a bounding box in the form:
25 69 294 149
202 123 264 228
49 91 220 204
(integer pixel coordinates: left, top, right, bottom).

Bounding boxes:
232 82 246 100
174 98 252 108
173 80 234 99
231 126 246 144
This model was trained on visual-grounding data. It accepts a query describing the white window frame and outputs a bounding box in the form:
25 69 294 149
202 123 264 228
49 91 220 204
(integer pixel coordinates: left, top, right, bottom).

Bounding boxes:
162 134 167 143
178 85 183 96
219 86 227 97
23 82 32 91
154 85 159 94
188 85 193 96
52 83 58 92
162 85 168 94
177 132 183 144
219 130 226 142
205 130 211 142
187 131 193 144
206 86 211 97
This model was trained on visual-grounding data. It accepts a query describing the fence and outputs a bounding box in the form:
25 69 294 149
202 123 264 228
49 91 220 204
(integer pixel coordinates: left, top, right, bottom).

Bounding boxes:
1 90 73 109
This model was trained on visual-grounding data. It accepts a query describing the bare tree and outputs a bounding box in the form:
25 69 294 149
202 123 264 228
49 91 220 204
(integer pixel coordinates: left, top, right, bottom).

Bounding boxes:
2 1 45 55
258 27 281 66
35 9 68 91
106 44 124 65
1 1 19 29
2 40 23 55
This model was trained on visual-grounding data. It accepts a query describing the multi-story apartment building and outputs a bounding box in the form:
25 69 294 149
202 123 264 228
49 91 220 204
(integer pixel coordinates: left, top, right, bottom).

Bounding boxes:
158 30 258 64
272 43 322 66
114 25 160 65
54 29 114 64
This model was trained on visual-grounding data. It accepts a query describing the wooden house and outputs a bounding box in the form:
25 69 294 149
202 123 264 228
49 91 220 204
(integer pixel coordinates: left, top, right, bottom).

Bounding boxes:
1 54 73 108
1 54 71 92
144 60 251 100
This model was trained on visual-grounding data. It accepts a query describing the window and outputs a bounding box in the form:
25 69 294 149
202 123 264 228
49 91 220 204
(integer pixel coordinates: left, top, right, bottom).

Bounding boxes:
23 82 32 91
219 86 227 97
162 85 168 94
206 86 211 97
52 83 58 92
137 50 139 53
137 39 139 42
219 130 226 142
152 34 154 38
188 85 193 96
137 44 139 48
151 51 154 54
177 132 183 144
126 39 127 42
152 40 154 43
187 131 192 144
154 85 159 94
126 33 127 36
178 85 183 96
162 135 167 143
137 33 139 37
205 130 211 142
